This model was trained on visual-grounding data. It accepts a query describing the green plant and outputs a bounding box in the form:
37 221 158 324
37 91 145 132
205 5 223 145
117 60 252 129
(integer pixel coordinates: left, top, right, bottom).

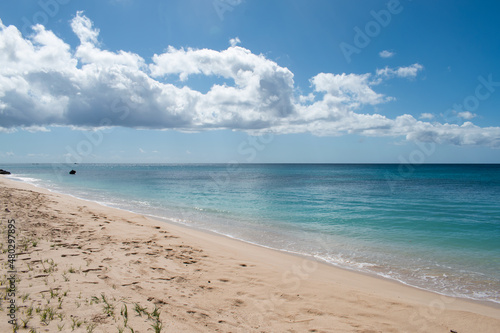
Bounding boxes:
41 259 57 273
151 305 160 319
26 306 33 317
121 303 129 327
40 306 56 325
134 303 147 317
151 319 163 333
86 322 97 333
71 317 83 331
20 317 30 328
101 293 115 317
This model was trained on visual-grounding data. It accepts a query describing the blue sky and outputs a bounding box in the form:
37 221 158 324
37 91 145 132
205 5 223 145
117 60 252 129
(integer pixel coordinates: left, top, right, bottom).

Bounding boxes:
1 0 500 163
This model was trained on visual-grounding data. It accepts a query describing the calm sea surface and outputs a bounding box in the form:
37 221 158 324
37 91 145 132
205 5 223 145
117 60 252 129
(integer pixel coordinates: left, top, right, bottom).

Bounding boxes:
5 163 500 304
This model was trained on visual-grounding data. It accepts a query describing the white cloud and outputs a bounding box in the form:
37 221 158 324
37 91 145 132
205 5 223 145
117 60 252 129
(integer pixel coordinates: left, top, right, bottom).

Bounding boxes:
72 12 144 70
379 50 395 58
0 14 499 148
404 121 500 147
299 93 315 104
310 73 390 106
24 126 50 133
420 113 434 120
376 63 424 79
71 11 99 45
229 37 241 47
457 111 477 120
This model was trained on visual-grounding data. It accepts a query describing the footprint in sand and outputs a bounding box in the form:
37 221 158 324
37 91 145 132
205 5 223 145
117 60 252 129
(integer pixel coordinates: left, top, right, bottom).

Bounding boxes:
232 299 244 307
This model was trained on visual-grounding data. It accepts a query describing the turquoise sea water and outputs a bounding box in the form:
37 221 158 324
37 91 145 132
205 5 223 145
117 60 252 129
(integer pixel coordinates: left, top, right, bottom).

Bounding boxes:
4 163 500 304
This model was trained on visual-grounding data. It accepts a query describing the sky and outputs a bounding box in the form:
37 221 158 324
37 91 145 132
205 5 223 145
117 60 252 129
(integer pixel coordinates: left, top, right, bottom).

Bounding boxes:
1 0 500 164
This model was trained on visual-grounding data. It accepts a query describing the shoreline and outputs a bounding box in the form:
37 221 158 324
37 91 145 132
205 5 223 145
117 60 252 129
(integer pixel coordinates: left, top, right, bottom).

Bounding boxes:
147 215 500 311
8 173 500 309
1 176 500 332
149 214 500 311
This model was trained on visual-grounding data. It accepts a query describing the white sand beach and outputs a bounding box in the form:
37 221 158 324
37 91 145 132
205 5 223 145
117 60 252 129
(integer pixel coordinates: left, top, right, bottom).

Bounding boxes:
1 176 499 332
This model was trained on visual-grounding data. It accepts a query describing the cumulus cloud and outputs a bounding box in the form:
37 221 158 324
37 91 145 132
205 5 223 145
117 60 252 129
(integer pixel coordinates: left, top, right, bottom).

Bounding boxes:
376 63 424 79
379 50 395 58
0 13 500 147
310 73 390 106
71 11 99 45
457 111 477 120
229 37 241 47
420 113 434 120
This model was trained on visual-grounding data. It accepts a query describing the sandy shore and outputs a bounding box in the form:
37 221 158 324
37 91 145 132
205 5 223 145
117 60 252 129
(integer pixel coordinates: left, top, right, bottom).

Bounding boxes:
1 176 499 332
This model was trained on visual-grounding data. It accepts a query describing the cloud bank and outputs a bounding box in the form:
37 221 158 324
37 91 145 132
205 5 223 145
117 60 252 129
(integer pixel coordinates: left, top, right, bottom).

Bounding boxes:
1 12 499 147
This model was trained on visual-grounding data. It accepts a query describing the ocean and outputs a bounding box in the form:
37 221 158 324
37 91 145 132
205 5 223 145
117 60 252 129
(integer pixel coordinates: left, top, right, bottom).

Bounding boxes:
4 163 500 304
